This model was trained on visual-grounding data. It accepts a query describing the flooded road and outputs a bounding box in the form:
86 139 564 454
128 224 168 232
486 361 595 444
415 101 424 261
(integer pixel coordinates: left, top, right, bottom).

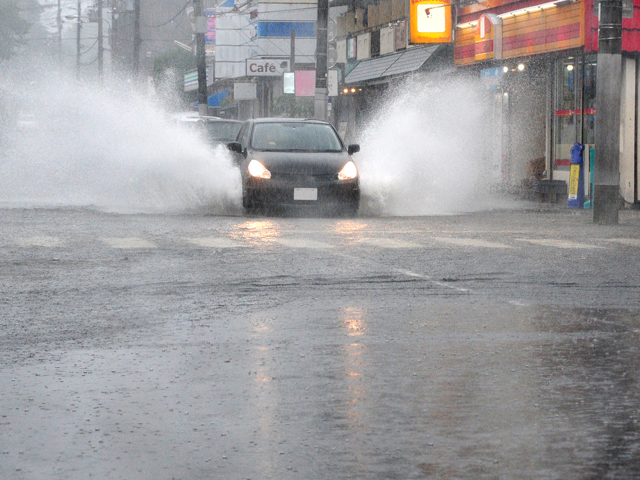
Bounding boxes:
1 207 639 479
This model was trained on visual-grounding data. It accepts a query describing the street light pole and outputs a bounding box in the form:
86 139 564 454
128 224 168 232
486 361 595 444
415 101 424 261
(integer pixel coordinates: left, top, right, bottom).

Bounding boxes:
593 0 623 224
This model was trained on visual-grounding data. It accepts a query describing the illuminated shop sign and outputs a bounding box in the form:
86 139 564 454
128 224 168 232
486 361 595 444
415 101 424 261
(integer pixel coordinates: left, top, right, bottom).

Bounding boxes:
410 0 452 43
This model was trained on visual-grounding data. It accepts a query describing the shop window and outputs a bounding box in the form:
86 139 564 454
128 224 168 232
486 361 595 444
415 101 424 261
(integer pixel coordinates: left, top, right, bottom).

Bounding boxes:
582 56 596 145
554 57 581 168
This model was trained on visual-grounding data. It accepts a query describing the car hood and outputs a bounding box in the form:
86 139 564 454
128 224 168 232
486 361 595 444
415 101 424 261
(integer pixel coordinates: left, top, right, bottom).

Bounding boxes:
249 150 352 175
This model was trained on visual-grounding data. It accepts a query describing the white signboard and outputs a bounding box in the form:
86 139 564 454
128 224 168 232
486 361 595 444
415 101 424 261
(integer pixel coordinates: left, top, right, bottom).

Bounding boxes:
246 59 290 77
328 69 339 97
380 26 395 55
357 33 371 61
234 82 257 100
336 39 347 64
283 72 295 94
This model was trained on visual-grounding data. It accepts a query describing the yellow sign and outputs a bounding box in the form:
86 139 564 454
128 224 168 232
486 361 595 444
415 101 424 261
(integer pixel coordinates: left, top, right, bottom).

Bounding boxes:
410 0 452 44
568 164 580 200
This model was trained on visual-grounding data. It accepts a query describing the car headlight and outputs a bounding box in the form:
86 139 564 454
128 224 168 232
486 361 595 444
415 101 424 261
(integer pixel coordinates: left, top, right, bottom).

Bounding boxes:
248 160 271 179
338 161 358 180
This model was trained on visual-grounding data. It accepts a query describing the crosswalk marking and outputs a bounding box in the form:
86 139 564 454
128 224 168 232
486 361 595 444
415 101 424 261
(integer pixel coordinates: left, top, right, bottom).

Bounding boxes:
276 238 334 249
8 235 638 251
185 237 243 248
101 237 157 249
17 236 64 247
359 238 423 248
606 238 640 247
518 239 603 249
433 237 513 249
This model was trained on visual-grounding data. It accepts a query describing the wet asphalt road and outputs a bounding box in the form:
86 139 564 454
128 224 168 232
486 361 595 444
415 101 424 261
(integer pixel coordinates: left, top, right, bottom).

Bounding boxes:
1 206 640 479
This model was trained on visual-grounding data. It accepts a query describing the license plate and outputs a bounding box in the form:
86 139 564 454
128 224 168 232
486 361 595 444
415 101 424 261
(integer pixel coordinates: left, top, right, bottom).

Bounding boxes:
293 188 317 201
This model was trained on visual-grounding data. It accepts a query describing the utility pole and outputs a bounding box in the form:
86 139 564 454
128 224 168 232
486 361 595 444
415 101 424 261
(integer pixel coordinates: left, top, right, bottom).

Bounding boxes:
76 0 82 80
593 0 623 224
98 0 104 83
132 0 141 77
313 0 328 121
194 0 208 116
290 29 296 73
57 0 62 55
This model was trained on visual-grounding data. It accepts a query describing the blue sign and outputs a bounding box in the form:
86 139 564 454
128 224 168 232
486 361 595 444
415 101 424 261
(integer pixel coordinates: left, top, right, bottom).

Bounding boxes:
481 67 503 90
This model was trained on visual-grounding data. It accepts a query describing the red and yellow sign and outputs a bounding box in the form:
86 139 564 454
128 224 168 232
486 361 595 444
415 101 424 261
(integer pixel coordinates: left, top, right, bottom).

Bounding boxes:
474 14 502 61
410 0 452 44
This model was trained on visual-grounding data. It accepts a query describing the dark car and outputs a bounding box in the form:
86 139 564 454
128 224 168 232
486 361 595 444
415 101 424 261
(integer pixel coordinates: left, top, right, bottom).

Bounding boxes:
227 118 361 216
173 113 243 146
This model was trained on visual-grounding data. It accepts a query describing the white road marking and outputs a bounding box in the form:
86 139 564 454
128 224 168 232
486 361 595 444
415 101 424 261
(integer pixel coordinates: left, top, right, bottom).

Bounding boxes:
101 237 157 249
518 238 603 249
185 237 242 248
17 236 64 247
433 237 513 249
359 238 423 249
277 238 334 249
606 238 640 247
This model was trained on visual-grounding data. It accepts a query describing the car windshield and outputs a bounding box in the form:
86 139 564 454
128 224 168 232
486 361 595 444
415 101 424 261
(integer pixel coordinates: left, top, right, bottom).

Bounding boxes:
251 123 343 152
204 121 242 142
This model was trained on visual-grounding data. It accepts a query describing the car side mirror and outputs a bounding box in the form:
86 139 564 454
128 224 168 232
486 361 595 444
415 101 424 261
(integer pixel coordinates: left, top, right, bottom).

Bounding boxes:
227 141 243 154
347 144 360 155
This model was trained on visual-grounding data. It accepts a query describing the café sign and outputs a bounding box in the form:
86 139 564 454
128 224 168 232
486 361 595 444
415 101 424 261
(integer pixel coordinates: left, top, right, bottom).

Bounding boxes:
246 59 290 77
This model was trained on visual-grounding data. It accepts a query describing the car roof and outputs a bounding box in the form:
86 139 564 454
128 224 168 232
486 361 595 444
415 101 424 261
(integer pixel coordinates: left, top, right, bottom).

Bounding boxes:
249 118 331 125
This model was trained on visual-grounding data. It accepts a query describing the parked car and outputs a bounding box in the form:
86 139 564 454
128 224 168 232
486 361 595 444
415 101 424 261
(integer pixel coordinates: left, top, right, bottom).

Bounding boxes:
172 112 242 146
227 118 360 216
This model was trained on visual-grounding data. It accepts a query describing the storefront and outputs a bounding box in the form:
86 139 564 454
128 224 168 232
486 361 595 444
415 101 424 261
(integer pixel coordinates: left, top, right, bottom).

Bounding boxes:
455 0 640 205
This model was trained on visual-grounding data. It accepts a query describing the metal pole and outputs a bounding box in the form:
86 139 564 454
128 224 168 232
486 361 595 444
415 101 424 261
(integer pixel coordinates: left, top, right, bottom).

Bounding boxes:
194 0 208 116
76 0 82 80
132 0 141 77
593 0 623 224
313 0 328 121
98 0 104 83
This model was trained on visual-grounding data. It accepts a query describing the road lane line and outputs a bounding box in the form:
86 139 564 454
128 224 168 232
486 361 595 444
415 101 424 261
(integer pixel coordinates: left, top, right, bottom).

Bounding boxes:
185 237 243 248
16 236 65 247
433 237 513 249
101 237 157 249
276 238 334 249
517 239 603 249
359 238 423 249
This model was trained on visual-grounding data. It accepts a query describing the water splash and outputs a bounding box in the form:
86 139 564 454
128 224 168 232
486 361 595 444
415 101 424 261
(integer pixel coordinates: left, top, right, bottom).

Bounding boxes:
0 60 241 214
357 74 513 216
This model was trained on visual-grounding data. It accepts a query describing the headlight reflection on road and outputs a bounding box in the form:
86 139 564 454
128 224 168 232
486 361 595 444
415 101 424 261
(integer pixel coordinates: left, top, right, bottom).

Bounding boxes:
230 220 281 245
332 220 368 244
343 307 367 337
342 307 369 427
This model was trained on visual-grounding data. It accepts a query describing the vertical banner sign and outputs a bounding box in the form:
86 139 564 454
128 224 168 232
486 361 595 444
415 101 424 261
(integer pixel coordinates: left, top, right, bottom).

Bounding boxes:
410 0 451 44
568 142 585 208
205 10 216 55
